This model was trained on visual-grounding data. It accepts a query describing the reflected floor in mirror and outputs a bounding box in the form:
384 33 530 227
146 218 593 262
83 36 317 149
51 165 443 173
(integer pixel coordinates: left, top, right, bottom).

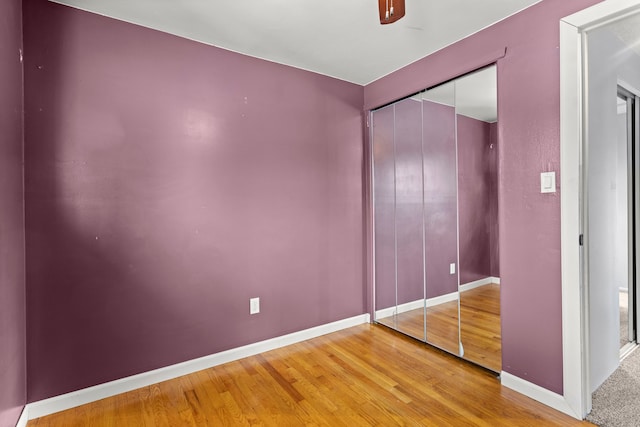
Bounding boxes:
376 303 460 356
376 308 425 341
426 301 461 355
460 283 501 372
376 282 501 372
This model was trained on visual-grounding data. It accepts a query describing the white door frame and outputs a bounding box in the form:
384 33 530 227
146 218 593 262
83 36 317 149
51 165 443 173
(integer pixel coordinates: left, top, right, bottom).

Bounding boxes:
560 0 640 419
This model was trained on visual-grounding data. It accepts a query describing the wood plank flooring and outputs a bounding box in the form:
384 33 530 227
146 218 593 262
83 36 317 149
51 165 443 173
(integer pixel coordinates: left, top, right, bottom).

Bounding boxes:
27 324 592 426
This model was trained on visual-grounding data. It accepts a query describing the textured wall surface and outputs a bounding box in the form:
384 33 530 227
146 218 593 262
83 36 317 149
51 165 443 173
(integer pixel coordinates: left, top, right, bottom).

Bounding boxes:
365 0 603 394
0 0 26 425
23 0 364 401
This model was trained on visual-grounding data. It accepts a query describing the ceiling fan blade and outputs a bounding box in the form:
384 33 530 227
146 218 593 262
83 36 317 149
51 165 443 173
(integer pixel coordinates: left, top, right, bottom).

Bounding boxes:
378 0 405 25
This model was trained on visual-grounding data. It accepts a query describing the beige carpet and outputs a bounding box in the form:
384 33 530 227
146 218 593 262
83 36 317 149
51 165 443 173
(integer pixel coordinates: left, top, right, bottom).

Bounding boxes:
586 347 640 426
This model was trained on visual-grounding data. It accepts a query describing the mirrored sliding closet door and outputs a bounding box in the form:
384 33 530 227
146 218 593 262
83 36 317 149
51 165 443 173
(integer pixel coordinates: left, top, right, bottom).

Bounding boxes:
372 65 501 372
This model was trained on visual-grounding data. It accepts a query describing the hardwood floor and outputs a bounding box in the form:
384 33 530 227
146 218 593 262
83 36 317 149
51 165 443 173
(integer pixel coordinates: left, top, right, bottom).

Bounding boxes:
27 324 593 426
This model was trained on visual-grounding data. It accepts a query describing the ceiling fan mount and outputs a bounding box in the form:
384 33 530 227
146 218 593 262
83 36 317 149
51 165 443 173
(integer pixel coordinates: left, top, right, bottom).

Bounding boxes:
378 0 406 25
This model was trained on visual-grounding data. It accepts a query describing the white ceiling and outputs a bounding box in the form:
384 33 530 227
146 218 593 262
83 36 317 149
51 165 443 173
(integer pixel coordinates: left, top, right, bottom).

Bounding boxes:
50 0 542 85
607 10 640 59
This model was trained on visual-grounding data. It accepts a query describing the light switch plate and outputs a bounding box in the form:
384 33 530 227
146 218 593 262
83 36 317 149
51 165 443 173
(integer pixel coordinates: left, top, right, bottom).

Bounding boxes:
541 172 556 193
250 297 260 314
450 263 456 275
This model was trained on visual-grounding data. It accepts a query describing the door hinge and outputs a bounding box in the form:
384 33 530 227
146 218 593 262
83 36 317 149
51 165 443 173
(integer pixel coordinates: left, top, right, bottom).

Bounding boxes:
579 234 584 246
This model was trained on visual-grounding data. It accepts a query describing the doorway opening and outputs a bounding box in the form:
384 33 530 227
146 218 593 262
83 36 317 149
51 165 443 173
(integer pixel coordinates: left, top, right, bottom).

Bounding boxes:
617 86 639 359
582 9 640 398
560 0 640 419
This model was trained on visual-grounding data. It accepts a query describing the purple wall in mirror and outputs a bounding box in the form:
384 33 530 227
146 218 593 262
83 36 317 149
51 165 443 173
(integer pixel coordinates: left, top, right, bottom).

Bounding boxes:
0 0 27 425
457 115 499 285
395 99 426 305
372 105 396 310
489 122 500 278
423 101 458 300
372 98 458 310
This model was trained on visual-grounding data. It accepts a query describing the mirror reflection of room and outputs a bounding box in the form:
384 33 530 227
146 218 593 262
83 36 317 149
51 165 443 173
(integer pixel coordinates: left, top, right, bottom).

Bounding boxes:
422 81 460 355
455 67 501 372
372 65 501 372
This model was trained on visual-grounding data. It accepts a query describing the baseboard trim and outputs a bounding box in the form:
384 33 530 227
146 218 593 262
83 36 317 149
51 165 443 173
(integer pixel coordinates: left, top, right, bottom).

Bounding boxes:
460 276 500 292
15 406 28 427
25 313 370 420
375 298 424 319
375 291 461 320
425 291 459 307
501 372 576 418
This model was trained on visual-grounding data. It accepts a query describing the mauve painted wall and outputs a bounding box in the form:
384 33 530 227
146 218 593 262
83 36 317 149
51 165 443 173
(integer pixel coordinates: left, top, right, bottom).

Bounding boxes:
365 0 602 394
23 0 364 401
0 0 26 425
457 115 498 285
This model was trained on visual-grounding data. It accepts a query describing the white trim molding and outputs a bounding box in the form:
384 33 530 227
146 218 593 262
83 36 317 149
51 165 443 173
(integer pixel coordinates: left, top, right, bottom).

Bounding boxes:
559 14 588 420
375 292 460 321
375 299 424 319
25 313 370 421
15 406 29 427
560 0 640 419
501 372 575 417
425 291 459 307
459 276 500 292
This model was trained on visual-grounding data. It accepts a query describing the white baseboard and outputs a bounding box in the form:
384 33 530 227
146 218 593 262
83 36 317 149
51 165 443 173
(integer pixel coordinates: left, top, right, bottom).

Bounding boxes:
25 313 370 420
375 298 424 319
425 291 459 307
460 276 500 292
375 291 461 320
15 406 28 427
501 372 576 418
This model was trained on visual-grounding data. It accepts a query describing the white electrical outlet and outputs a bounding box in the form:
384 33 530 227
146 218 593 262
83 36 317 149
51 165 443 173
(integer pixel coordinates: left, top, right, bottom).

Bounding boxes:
250 297 260 314
450 263 456 275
